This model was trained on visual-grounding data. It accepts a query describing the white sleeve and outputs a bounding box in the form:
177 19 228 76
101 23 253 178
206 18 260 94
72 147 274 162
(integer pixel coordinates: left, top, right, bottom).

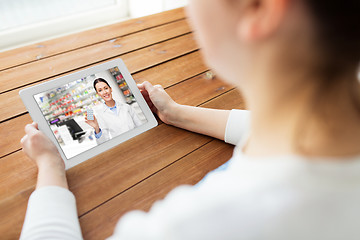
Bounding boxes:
94 111 111 145
20 186 82 240
224 109 251 145
96 127 111 144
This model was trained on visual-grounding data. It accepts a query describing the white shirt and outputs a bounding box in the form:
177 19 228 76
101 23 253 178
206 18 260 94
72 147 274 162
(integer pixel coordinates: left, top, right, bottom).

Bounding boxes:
20 110 360 240
94 101 143 144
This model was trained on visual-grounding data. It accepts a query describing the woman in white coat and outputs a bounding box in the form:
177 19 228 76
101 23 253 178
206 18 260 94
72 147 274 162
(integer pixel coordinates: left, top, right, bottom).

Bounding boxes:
85 78 142 144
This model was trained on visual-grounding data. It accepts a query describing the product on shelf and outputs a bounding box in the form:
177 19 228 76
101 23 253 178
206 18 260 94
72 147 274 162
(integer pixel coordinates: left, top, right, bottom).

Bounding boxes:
109 67 136 104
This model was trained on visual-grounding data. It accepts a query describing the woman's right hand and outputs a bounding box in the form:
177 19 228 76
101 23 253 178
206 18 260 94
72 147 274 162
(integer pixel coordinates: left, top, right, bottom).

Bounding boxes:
85 112 100 133
137 81 179 124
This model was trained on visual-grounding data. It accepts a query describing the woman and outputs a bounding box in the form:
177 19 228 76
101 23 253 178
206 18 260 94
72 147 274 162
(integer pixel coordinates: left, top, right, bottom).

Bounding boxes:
86 78 142 144
20 0 360 239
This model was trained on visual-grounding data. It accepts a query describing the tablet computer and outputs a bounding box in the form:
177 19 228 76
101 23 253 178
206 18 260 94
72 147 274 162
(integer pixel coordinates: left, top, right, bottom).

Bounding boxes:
19 58 158 169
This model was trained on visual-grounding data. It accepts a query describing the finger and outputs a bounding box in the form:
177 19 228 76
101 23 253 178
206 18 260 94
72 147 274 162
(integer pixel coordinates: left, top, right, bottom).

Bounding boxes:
142 81 155 93
31 122 39 129
25 123 39 135
20 135 28 144
153 84 164 90
137 83 144 90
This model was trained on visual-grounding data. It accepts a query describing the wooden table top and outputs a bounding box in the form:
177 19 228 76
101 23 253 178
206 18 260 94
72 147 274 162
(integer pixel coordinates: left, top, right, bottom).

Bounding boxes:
0 8 245 239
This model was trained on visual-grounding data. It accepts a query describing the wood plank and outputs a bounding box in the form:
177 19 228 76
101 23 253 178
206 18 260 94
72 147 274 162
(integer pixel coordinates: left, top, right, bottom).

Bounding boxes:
0 187 34 240
0 51 208 158
0 19 192 93
133 51 207 86
201 88 247 110
123 34 198 74
0 8 186 71
0 114 32 157
0 149 37 202
79 140 234 240
0 71 232 197
0 33 199 122
166 74 234 106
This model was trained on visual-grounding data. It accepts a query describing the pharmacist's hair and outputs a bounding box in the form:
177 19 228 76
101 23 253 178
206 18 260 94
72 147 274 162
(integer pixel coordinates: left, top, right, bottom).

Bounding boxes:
93 78 111 92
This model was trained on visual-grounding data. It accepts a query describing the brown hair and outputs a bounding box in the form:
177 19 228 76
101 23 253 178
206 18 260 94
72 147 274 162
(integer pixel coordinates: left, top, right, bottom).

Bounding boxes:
93 78 111 92
294 1 360 154
304 0 360 78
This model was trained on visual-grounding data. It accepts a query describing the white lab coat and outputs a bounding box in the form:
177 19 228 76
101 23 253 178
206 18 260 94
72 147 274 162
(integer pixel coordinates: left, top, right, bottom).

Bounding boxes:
94 100 143 144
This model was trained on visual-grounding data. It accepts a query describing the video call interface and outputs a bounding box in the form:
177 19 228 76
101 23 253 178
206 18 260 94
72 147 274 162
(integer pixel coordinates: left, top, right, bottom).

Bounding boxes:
34 66 147 159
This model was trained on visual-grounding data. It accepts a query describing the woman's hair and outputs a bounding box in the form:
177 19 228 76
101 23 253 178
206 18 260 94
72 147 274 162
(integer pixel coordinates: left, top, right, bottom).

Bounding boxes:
93 78 111 92
303 0 360 110
304 0 360 77
295 0 360 154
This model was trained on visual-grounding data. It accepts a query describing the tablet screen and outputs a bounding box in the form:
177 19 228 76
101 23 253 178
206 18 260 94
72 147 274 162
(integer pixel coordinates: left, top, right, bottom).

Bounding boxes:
34 66 147 159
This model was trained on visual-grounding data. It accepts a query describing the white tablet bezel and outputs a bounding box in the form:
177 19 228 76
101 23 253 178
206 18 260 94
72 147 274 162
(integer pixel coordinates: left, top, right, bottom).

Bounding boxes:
19 58 158 169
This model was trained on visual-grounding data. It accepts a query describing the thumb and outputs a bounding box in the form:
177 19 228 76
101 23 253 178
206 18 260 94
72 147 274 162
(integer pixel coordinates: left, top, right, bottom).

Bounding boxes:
32 122 39 129
25 123 39 135
142 81 155 93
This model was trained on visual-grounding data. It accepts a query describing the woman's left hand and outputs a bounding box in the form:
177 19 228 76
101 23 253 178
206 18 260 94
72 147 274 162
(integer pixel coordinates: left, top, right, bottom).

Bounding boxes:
21 122 64 170
21 122 68 189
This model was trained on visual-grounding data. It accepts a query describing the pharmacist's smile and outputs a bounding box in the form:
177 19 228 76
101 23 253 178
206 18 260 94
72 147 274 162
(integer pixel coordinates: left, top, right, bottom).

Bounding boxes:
102 93 111 99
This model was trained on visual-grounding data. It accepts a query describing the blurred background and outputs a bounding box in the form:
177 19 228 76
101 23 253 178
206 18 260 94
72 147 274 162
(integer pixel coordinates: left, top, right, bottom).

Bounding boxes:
0 0 189 51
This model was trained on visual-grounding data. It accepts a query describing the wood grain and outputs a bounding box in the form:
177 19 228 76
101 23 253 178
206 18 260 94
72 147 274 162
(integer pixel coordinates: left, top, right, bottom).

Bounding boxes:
0 114 32 157
0 33 199 122
0 8 186 71
201 88 247 110
0 19 191 93
133 51 207 86
0 187 34 240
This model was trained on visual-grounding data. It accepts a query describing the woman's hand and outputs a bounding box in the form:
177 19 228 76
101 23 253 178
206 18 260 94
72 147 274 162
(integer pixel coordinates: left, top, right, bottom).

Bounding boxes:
21 122 63 169
85 112 100 133
21 122 68 189
138 81 231 141
138 81 179 124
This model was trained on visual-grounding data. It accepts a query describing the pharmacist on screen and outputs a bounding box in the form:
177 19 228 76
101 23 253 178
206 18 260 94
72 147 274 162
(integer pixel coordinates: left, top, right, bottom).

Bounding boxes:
85 78 142 144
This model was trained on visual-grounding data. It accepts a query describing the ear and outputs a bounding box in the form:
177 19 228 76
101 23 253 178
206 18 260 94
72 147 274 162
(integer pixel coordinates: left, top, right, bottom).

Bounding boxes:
237 0 288 42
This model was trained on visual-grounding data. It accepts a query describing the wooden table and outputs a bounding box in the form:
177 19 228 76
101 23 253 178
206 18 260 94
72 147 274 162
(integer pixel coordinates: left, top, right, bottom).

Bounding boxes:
0 8 245 239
